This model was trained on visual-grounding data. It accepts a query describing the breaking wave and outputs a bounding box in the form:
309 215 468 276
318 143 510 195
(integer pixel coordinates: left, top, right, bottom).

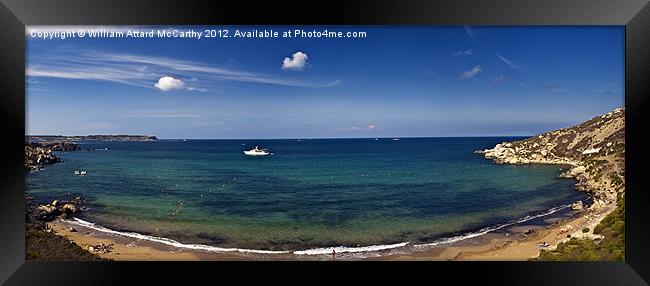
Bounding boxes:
67 202 573 256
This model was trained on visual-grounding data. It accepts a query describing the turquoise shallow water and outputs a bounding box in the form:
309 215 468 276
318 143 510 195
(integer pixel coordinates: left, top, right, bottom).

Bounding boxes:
26 137 587 251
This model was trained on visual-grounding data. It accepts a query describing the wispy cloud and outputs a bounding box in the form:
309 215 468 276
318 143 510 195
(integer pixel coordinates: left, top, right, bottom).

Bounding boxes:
493 75 505 83
26 79 43 84
496 54 524 70
453 49 475 56
82 122 119 130
27 49 341 91
421 68 443 80
460 65 482 79
186 87 208 92
148 114 201 119
464 26 475 38
121 110 202 119
593 88 614 96
338 124 376 132
543 83 569 92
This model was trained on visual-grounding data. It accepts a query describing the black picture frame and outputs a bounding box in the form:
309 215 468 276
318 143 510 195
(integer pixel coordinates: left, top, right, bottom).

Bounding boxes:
1 0 649 285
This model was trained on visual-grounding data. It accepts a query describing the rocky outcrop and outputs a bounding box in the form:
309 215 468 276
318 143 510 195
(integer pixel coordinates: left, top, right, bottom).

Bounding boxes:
478 108 625 210
25 195 106 261
35 197 85 221
25 143 63 171
25 142 83 172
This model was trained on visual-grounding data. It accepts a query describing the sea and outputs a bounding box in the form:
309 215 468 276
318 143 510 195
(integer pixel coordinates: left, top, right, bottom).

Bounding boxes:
26 137 589 254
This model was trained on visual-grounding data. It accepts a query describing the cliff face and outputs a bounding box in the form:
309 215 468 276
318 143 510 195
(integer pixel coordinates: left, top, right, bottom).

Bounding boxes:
479 108 625 209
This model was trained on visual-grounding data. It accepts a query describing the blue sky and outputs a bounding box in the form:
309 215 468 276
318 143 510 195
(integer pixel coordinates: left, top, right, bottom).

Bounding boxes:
26 26 624 139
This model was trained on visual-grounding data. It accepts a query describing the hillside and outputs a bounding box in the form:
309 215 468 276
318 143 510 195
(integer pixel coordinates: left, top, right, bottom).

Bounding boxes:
479 108 625 260
479 108 624 209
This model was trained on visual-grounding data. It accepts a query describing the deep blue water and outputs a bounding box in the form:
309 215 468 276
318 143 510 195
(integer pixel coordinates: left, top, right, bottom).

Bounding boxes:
26 137 587 250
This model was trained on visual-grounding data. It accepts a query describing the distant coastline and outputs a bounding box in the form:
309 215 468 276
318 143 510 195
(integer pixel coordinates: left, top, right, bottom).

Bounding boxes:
27 134 158 143
25 109 625 260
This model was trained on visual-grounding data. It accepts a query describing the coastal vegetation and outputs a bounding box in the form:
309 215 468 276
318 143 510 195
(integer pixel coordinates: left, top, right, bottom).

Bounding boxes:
480 108 625 261
25 197 106 260
536 194 624 261
25 224 107 261
25 106 626 261
25 138 129 260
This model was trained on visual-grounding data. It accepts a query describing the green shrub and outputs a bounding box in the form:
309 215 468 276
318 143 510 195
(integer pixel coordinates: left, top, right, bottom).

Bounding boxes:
535 196 624 261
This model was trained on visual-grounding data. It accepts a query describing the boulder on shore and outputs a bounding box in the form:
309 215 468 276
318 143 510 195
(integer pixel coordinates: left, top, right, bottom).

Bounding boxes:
571 201 584 211
35 198 83 221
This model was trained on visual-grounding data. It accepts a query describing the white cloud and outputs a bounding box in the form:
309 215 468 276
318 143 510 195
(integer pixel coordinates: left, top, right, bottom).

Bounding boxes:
460 65 482 79
154 76 185 91
282 52 308 71
27 50 340 89
496 54 523 70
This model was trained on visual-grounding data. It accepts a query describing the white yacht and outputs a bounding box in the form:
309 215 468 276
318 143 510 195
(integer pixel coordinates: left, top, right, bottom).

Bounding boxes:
244 146 270 156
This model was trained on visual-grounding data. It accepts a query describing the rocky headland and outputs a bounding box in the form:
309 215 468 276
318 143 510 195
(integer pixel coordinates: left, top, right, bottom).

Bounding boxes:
477 108 625 259
24 141 82 171
478 108 624 210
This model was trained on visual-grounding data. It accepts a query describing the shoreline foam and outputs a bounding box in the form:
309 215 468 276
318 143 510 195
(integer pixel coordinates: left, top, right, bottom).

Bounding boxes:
59 200 581 258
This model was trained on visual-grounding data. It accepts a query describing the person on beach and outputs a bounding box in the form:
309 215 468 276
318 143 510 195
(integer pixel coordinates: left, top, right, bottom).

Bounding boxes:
332 249 336 259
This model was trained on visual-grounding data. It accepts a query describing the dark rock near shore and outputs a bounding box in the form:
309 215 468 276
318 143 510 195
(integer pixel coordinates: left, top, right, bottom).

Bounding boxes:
25 195 107 260
25 143 63 171
35 198 83 222
25 141 87 172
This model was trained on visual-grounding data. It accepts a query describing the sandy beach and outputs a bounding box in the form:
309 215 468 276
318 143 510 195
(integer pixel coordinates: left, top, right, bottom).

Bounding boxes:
371 205 614 261
33 109 624 261
45 202 614 261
